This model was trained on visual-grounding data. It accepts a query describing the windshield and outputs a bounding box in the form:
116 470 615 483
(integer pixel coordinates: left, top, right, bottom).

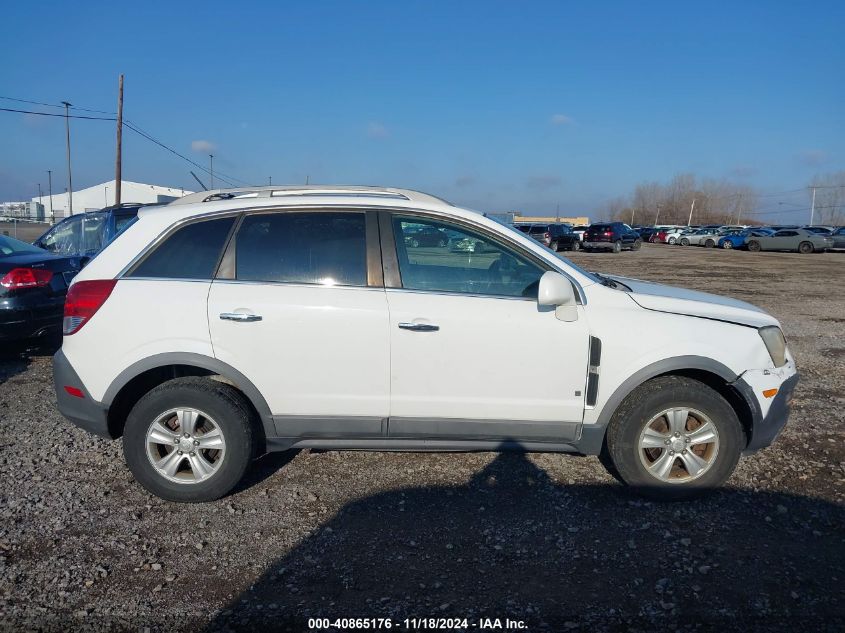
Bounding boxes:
0 235 45 257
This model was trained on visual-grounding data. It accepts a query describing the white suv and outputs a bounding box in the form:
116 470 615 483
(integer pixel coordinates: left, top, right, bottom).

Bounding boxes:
53 186 798 502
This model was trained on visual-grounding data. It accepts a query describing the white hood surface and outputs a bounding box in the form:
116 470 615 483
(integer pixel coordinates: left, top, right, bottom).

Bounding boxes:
609 275 780 329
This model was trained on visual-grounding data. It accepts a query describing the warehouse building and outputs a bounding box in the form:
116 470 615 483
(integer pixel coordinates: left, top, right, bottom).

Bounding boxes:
31 180 192 222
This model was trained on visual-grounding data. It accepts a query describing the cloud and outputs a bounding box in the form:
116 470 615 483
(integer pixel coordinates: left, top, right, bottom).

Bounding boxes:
796 149 829 167
526 174 562 190
730 164 757 178
366 122 389 139
191 140 217 153
550 114 574 126
454 175 476 188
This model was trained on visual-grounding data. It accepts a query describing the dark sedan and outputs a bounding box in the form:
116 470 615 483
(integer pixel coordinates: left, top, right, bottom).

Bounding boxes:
0 236 82 343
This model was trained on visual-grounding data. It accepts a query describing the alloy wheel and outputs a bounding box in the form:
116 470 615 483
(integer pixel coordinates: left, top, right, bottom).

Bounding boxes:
145 408 227 484
637 407 720 484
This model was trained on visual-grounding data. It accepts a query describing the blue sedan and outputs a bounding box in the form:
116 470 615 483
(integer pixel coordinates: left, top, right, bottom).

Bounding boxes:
718 228 775 250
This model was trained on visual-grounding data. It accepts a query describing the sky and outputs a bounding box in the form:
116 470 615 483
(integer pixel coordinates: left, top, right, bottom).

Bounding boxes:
2 0 844 222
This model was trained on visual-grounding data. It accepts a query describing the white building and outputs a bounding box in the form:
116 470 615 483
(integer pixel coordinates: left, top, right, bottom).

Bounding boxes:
0 201 46 221
32 180 193 221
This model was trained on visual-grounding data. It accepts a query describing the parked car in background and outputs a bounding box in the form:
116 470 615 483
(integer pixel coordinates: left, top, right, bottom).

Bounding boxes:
583 222 642 252
746 229 833 253
830 227 845 250
571 225 590 242
404 225 449 247
718 228 775 250
653 227 691 245
678 228 721 247
0 235 82 344
636 227 659 242
33 203 145 261
53 184 798 503
527 223 580 251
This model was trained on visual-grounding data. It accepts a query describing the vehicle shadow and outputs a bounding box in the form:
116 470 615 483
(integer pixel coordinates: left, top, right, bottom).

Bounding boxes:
204 452 844 632
0 337 59 385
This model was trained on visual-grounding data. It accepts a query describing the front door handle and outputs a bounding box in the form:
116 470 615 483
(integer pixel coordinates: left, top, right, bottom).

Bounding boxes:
220 312 262 322
398 322 439 332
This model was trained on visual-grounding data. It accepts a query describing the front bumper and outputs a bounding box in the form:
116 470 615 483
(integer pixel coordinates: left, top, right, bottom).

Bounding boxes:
737 372 799 454
53 349 113 439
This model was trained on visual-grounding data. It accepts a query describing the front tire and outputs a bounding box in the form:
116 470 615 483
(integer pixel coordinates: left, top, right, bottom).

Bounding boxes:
668 237 677 245
722 240 733 249
680 238 690 246
631 238 642 251
123 377 255 503
604 376 743 501
704 239 715 248
798 241 813 254
747 240 761 252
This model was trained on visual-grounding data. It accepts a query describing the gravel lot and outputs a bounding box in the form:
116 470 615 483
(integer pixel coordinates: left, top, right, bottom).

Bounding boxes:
1 244 843 632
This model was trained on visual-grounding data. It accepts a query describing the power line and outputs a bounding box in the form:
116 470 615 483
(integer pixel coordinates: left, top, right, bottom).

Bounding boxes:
0 95 116 115
0 106 116 121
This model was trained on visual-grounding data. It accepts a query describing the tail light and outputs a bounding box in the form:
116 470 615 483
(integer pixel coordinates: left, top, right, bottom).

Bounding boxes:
603 231 612 236
63 279 117 335
0 268 53 289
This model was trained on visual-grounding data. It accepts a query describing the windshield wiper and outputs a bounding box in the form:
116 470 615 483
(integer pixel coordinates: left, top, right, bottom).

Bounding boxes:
593 272 630 291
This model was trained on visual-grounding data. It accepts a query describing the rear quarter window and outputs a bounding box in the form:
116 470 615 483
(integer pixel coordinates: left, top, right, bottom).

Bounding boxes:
128 216 236 279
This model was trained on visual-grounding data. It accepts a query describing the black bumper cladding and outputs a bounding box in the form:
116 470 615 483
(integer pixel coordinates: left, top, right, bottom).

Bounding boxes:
743 373 800 454
53 349 113 439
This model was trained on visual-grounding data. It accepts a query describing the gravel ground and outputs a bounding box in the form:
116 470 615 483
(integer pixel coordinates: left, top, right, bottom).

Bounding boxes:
0 244 843 632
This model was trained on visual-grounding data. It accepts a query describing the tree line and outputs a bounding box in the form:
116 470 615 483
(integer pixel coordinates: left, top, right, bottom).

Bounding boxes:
603 171 845 226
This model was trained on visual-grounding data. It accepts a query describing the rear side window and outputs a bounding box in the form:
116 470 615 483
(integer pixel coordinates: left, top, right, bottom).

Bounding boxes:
129 217 235 279
235 212 367 286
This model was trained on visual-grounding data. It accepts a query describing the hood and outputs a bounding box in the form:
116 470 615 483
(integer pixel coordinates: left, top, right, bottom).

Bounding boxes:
608 275 779 328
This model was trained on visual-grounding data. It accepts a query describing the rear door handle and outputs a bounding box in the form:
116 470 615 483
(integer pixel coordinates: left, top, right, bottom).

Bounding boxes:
398 322 439 332
220 312 262 322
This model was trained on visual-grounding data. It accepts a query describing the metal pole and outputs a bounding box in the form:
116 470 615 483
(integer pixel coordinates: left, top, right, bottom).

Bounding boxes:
687 198 696 226
115 74 124 205
61 101 73 215
38 183 42 206
809 187 816 226
736 194 743 225
209 154 214 189
654 204 661 226
47 170 53 223
631 207 635 225
104 186 109 206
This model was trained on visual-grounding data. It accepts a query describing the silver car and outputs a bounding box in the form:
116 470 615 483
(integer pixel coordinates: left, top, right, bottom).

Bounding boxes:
746 228 833 253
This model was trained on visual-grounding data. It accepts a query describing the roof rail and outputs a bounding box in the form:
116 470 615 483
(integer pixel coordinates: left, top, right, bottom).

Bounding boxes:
168 185 453 207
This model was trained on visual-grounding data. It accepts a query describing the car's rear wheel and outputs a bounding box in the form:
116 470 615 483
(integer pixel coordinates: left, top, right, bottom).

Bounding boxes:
747 240 761 252
722 240 733 249
668 237 676 245
123 377 255 502
612 240 622 253
798 241 814 254
410 238 420 248
705 239 716 248
437 238 447 247
550 240 559 251
604 375 743 501
680 238 690 246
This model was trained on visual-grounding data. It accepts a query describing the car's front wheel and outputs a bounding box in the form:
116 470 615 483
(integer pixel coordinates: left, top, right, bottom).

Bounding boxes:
123 377 255 502
603 375 743 501
747 240 761 252
798 241 814 254
722 240 733 249
680 238 690 246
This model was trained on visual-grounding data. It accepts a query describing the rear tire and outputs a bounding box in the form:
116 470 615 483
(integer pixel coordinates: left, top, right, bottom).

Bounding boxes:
668 237 677 245
747 240 761 252
612 240 622 253
798 241 814 254
680 238 690 246
722 240 733 249
604 375 743 501
632 238 642 251
705 239 715 248
550 241 559 252
123 377 255 503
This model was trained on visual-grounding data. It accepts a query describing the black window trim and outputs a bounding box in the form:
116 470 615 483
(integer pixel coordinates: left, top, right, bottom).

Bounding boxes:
378 209 585 304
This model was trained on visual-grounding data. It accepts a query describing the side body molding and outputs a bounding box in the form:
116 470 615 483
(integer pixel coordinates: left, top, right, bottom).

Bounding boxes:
101 352 276 438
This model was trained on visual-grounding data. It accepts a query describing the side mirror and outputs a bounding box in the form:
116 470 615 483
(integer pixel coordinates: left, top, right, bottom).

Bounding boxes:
537 271 578 322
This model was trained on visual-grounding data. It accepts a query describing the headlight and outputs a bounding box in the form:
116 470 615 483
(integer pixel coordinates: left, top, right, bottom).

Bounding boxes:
759 326 787 367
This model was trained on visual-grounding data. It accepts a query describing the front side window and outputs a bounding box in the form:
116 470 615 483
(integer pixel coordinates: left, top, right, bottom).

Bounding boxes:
129 216 235 279
82 214 107 254
392 216 545 298
39 216 82 254
235 212 367 286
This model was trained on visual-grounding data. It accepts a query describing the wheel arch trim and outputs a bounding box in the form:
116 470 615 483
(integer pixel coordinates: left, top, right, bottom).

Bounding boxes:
102 352 275 437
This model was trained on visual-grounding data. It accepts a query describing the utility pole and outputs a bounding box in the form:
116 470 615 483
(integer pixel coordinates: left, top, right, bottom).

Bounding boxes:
268 176 272 186
61 101 73 215
104 186 109 206
654 204 661 226
687 198 696 226
47 170 53 223
38 183 42 205
115 73 124 206
556 203 560 223
736 194 743 225
809 186 816 226
209 154 215 189
631 207 636 225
